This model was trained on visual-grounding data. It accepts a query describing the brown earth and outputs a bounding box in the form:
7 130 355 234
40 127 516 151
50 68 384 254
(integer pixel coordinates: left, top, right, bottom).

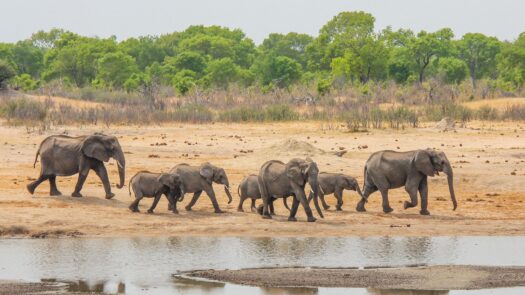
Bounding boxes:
0 119 524 238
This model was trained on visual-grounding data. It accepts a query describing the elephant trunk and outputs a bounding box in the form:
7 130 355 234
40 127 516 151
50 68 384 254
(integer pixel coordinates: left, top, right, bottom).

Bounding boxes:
224 183 233 204
444 162 457 210
114 148 126 189
355 184 364 198
309 177 324 219
178 186 185 202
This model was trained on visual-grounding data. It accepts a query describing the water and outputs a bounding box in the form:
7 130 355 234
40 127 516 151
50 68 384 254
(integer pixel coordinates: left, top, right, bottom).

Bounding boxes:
1 236 524 294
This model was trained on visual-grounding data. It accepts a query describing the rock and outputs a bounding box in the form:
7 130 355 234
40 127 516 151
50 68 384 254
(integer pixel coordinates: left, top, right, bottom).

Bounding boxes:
436 117 456 131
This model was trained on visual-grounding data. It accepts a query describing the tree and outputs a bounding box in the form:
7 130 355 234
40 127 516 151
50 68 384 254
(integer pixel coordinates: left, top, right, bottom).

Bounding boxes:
96 51 138 88
497 32 525 90
204 58 239 88
119 36 165 70
12 41 44 77
458 33 501 88
437 57 468 84
407 28 454 83
260 33 313 68
0 59 16 88
254 54 302 89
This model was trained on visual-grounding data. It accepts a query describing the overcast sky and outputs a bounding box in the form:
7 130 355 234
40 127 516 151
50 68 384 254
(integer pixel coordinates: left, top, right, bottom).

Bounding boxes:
1 0 523 44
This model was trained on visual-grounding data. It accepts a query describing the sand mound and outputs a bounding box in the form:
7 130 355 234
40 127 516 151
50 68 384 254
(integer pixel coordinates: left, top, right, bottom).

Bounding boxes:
436 117 456 131
263 138 326 156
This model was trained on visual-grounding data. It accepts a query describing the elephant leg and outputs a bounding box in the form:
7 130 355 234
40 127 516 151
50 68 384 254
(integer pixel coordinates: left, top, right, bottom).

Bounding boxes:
129 193 142 212
335 189 344 211
269 198 276 215
27 174 50 195
404 186 419 210
288 196 300 222
237 195 246 212
94 164 114 199
357 184 377 212
72 166 90 198
261 195 272 219
166 191 179 214
320 193 330 210
419 177 430 215
380 189 393 213
250 199 256 212
295 191 315 222
203 188 224 213
49 176 62 196
148 194 162 214
185 191 202 211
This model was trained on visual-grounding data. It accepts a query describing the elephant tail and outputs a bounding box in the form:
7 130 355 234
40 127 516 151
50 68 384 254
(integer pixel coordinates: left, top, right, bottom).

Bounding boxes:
283 196 290 211
128 173 138 196
33 142 43 168
361 166 369 203
237 182 241 199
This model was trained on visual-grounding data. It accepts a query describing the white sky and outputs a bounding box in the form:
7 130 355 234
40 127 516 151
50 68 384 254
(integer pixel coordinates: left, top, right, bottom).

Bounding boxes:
1 0 523 44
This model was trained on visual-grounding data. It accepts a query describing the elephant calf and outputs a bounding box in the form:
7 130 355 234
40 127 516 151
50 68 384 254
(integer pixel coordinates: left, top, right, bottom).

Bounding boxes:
306 172 363 211
237 174 291 214
129 171 183 214
168 163 233 213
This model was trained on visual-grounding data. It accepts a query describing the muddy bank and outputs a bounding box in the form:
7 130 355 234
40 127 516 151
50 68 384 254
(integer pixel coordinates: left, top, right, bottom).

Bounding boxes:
183 265 525 289
0 280 64 295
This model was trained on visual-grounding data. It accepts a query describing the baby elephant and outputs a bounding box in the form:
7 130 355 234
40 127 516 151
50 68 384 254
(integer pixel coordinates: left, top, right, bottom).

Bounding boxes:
307 172 363 211
237 175 289 214
129 171 184 214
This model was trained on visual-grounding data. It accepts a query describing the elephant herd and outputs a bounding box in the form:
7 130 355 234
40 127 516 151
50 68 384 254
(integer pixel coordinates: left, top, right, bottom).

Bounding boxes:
26 133 458 222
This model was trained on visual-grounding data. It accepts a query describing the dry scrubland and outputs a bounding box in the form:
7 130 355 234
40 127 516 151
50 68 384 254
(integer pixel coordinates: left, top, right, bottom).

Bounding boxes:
1 95 525 238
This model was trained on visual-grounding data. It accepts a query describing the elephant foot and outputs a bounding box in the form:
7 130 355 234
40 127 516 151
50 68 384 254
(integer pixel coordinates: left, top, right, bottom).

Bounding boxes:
250 207 256 213
288 216 297 222
50 190 62 196
307 216 317 222
262 214 272 219
105 193 115 199
129 206 140 213
404 201 416 210
147 209 154 214
172 209 179 214
27 183 36 195
383 206 394 214
420 209 430 216
71 192 82 198
185 205 192 211
214 209 225 214
323 205 330 210
336 207 342 211
356 203 366 212
237 207 244 212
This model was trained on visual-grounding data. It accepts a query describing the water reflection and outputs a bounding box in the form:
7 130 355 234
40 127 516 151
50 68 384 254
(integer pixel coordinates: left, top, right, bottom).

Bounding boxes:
368 289 449 295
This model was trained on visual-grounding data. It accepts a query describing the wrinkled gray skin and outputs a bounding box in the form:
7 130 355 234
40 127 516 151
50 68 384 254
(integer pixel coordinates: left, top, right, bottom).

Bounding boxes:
304 172 363 211
128 171 184 214
168 163 233 213
357 149 457 215
258 158 324 222
27 134 125 199
237 174 291 214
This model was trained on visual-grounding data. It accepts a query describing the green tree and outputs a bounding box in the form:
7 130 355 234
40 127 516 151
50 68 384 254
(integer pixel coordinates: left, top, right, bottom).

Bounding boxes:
458 33 501 88
119 36 165 70
407 28 454 83
96 51 139 88
254 54 302 89
260 33 313 68
497 32 525 90
172 70 197 95
204 58 239 88
0 59 16 88
12 41 44 77
437 57 468 84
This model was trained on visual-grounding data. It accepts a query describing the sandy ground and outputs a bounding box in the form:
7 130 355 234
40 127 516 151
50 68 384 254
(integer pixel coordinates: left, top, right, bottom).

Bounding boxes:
182 265 525 289
0 117 524 238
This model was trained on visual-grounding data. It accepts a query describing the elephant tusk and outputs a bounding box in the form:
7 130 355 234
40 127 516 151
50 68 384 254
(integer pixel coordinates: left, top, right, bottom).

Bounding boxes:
117 161 124 169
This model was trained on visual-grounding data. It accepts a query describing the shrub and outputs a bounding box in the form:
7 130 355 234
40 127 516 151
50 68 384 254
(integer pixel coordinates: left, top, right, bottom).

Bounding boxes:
424 102 473 123
218 107 266 122
476 105 500 121
169 104 213 123
11 74 39 91
0 60 16 89
264 104 299 121
0 98 47 122
502 105 525 121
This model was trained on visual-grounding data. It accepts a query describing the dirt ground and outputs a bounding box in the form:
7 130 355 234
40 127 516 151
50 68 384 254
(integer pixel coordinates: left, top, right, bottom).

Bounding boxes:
0 118 524 238
183 265 525 289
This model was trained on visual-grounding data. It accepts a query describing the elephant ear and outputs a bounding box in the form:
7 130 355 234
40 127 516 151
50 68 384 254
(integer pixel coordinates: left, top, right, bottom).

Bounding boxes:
286 166 305 186
158 174 173 187
414 150 435 177
200 163 214 183
81 136 110 162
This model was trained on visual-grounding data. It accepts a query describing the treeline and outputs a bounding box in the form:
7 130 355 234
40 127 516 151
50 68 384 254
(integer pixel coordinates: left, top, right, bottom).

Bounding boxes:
0 11 524 96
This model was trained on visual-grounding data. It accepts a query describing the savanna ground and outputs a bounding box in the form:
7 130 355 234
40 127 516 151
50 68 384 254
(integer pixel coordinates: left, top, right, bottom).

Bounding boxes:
1 96 524 238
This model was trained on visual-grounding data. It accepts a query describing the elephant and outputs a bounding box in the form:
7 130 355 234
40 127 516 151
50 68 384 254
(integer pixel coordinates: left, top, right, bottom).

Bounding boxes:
167 163 233 213
128 171 184 214
237 174 291 213
305 172 363 211
258 158 324 222
356 149 457 215
27 133 125 199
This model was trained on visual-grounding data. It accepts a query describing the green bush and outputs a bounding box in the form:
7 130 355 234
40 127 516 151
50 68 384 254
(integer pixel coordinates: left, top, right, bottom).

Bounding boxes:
11 74 39 91
264 104 299 121
424 102 473 123
218 107 265 122
169 104 213 123
0 59 16 88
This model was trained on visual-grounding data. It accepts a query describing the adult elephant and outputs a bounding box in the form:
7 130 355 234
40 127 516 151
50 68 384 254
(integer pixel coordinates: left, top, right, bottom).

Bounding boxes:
27 134 126 199
169 163 233 213
258 158 324 222
356 149 457 215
